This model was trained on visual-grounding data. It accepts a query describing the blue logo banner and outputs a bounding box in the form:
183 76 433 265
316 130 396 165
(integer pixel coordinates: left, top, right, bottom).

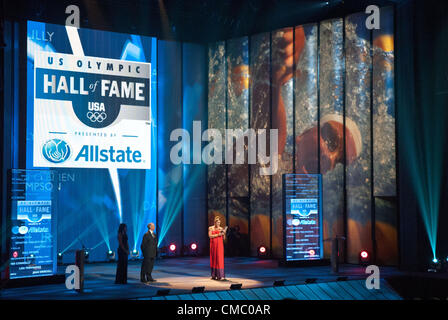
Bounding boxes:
35 68 149 128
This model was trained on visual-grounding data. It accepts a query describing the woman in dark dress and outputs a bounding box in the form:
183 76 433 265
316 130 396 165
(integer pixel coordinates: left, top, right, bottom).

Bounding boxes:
115 223 129 284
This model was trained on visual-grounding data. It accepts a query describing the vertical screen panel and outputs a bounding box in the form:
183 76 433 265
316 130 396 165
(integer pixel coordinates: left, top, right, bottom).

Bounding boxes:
249 33 271 256
157 40 183 248
375 197 398 265
1 21 18 263
319 19 345 257
295 24 318 175
373 7 396 197
207 42 227 229
183 43 207 252
271 28 294 258
373 7 398 264
228 197 250 256
345 12 372 263
227 37 250 255
227 37 249 198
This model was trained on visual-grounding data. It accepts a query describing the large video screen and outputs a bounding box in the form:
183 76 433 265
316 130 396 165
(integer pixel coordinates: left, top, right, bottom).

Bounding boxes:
25 21 157 265
28 21 154 169
283 174 323 261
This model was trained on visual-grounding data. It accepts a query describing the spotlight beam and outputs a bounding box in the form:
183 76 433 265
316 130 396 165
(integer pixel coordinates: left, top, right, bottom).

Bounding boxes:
61 223 96 254
158 167 201 244
108 168 123 222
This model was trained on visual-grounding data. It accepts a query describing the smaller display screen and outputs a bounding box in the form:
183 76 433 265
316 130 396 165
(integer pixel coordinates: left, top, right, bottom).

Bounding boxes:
9 169 57 279
283 174 323 261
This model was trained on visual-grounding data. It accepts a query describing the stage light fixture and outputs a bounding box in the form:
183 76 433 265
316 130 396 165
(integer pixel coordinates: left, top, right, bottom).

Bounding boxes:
167 244 177 257
84 249 89 262
273 280 285 287
130 249 139 260
184 242 199 257
107 250 115 261
257 245 268 258
428 258 443 272
57 252 63 264
230 283 242 290
359 250 370 265
305 278 317 284
156 289 170 296
192 286 205 293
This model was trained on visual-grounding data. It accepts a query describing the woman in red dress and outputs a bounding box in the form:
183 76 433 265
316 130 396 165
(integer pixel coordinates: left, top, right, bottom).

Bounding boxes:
209 216 227 280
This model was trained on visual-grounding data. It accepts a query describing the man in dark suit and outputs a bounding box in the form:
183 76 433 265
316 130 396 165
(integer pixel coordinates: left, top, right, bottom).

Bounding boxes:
140 222 157 283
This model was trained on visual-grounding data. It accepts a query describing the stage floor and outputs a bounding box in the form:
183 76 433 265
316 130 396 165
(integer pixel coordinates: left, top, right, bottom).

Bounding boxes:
1 257 404 300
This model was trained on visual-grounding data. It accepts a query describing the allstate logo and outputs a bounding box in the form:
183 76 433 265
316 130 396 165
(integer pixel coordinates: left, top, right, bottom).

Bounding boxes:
42 139 71 163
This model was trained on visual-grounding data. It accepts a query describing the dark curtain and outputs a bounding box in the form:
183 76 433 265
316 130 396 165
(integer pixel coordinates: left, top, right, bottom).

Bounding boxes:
396 0 448 270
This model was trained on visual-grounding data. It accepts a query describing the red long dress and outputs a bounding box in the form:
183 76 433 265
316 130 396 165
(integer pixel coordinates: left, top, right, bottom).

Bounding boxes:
210 229 225 279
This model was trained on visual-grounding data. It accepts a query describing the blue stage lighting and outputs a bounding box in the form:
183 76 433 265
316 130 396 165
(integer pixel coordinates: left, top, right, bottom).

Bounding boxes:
107 250 115 261
428 258 443 273
108 169 123 222
84 249 90 262
57 252 63 264
131 249 139 259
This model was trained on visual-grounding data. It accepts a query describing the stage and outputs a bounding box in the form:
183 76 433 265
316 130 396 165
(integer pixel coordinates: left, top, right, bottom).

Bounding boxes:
0 257 407 300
